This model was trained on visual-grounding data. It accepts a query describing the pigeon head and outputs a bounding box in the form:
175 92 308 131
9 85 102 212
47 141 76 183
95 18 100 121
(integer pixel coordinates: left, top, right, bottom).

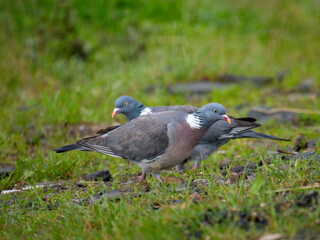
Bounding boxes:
187 103 231 129
112 96 146 120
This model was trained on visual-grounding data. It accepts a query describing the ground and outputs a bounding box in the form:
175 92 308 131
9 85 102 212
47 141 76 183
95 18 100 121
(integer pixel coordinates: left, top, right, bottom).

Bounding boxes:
0 0 320 239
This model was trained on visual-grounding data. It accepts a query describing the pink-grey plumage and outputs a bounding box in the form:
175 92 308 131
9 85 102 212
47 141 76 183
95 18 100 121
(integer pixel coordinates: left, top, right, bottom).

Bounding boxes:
55 103 230 182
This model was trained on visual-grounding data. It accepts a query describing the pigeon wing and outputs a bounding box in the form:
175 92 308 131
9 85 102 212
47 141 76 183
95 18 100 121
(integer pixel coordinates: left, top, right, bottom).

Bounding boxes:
200 117 260 143
77 114 171 162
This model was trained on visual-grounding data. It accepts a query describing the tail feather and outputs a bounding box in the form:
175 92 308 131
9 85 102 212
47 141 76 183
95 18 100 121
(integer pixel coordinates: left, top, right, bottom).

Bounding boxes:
236 130 290 141
54 143 89 153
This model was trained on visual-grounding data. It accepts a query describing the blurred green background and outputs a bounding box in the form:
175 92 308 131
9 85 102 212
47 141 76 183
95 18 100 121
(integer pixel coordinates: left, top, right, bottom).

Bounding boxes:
1 1 320 239
1 0 319 122
1 0 320 184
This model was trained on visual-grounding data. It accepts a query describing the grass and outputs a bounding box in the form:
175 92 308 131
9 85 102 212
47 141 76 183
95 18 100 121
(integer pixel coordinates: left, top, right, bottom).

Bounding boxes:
1 0 320 239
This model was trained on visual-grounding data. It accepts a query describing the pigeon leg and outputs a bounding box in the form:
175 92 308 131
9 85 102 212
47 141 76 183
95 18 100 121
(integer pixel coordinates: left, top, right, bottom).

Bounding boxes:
134 170 146 180
191 160 200 170
138 171 147 182
153 172 163 183
138 172 151 189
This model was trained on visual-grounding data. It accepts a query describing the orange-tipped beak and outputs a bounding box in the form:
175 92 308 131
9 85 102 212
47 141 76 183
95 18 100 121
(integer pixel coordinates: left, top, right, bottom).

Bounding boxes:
112 108 120 118
223 115 231 124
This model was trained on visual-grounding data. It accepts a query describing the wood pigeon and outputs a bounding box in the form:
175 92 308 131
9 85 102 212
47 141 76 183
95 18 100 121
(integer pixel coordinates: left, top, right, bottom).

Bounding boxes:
54 103 231 182
112 96 289 170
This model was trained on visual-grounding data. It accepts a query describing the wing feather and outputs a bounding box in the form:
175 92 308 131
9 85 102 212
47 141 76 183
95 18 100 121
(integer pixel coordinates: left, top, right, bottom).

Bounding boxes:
77 113 174 162
200 118 260 143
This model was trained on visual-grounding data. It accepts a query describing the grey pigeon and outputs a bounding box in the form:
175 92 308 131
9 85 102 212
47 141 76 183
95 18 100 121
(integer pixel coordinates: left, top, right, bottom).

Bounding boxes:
112 96 289 170
54 103 231 182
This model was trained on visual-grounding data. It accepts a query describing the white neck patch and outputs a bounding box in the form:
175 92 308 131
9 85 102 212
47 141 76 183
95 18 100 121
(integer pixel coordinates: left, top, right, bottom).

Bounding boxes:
140 107 152 116
140 108 152 116
186 114 202 129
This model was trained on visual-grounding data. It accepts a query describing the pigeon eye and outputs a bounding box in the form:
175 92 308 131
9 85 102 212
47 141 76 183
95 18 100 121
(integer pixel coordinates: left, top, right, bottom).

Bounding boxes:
124 102 128 106
213 109 217 113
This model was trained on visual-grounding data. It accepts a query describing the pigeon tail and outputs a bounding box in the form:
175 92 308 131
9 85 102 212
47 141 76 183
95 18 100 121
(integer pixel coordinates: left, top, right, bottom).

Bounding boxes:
54 143 88 153
236 130 290 141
